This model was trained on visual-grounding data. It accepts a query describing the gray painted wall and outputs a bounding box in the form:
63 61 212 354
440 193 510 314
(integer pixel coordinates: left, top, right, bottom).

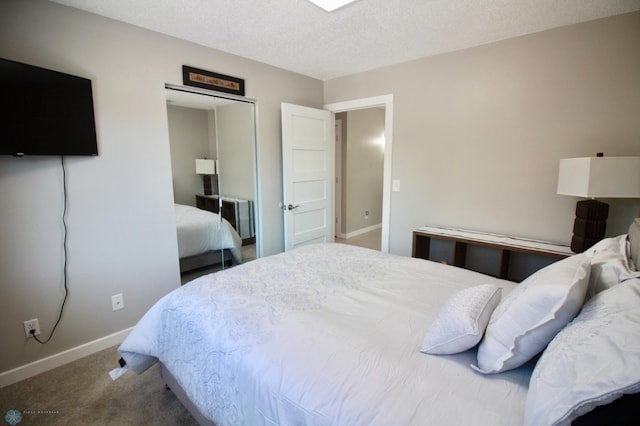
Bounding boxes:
344 108 385 234
325 11 640 256
167 105 211 206
216 102 256 201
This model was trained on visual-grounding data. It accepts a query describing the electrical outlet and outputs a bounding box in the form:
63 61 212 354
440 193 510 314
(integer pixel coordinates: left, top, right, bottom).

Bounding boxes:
111 293 124 311
24 318 40 338
364 211 370 219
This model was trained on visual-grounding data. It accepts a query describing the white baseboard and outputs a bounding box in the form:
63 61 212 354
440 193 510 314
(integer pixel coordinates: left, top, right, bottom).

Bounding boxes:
0 327 133 388
338 223 382 240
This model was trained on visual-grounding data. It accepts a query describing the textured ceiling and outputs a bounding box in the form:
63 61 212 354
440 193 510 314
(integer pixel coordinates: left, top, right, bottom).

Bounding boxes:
51 0 640 81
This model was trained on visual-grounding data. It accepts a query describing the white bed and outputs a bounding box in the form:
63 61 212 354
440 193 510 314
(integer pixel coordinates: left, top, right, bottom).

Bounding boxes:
117 219 640 425
120 244 529 424
175 203 242 271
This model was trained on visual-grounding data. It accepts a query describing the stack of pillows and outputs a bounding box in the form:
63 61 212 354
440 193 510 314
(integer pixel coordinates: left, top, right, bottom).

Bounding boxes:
421 218 640 426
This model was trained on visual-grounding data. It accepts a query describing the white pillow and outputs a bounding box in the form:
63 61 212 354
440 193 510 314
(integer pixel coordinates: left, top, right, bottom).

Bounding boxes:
584 235 639 298
472 254 591 374
421 284 501 355
524 278 640 426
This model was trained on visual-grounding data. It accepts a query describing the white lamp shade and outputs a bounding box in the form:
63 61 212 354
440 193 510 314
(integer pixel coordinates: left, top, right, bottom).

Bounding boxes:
557 157 640 198
195 159 216 175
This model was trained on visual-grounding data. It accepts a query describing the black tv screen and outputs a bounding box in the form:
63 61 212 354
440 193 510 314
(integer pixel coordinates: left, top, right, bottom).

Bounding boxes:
1 58 98 156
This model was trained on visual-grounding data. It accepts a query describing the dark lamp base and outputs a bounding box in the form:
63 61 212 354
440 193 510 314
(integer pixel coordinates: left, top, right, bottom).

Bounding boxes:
570 199 609 253
202 175 213 196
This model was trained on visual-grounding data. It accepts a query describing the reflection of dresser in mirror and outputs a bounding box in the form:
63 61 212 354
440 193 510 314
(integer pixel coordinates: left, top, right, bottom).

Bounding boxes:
195 194 255 245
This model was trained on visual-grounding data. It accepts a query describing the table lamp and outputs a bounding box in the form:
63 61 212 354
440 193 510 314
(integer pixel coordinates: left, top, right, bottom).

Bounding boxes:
557 155 640 252
196 158 216 196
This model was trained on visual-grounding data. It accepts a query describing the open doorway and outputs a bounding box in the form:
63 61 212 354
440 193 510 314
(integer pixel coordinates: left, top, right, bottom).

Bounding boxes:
325 95 394 253
333 108 385 251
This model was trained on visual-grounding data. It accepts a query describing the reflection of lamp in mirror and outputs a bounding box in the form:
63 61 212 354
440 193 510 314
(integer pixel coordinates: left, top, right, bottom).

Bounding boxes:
196 158 216 196
557 155 640 253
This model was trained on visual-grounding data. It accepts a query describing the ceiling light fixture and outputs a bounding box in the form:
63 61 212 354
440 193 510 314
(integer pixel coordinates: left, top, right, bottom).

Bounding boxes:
307 0 360 12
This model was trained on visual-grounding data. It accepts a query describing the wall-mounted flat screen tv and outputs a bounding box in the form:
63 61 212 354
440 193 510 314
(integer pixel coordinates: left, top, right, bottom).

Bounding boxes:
1 58 98 156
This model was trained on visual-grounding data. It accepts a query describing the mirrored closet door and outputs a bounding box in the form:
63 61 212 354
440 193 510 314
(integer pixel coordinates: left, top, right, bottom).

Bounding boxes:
165 84 259 282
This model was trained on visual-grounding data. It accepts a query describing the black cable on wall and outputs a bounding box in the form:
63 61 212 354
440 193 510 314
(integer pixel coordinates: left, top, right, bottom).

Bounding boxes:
31 156 69 344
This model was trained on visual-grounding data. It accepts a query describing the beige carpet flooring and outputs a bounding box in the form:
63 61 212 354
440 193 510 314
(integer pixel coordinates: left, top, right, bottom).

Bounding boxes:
335 228 382 251
0 345 197 425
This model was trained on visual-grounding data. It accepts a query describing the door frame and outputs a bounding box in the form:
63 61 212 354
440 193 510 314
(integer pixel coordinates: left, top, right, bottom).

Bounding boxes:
334 118 343 238
324 95 394 253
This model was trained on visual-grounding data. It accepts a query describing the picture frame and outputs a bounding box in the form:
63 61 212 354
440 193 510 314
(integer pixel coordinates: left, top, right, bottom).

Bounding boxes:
182 65 245 96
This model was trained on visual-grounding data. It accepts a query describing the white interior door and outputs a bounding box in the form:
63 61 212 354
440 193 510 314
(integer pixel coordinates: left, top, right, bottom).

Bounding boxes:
281 103 333 251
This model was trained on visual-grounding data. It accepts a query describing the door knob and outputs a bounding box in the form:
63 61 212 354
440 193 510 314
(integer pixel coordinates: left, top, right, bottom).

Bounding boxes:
287 204 300 211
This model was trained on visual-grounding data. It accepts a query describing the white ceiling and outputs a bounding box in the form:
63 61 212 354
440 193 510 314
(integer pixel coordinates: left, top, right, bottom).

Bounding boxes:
51 0 640 81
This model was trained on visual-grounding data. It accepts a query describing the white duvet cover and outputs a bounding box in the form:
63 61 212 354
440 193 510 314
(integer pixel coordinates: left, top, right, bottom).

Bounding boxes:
175 203 242 263
119 243 532 426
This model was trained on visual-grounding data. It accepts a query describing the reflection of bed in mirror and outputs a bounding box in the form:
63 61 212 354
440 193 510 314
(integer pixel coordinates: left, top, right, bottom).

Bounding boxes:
175 204 242 273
